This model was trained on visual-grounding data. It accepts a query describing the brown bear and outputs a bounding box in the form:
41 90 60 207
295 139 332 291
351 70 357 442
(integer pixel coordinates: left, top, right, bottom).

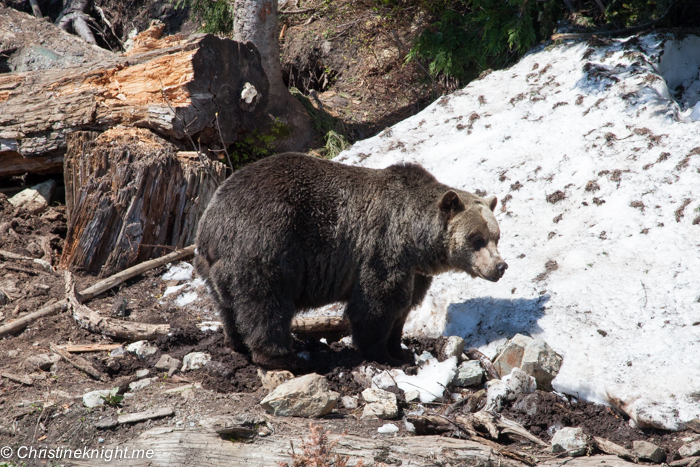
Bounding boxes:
195 153 507 370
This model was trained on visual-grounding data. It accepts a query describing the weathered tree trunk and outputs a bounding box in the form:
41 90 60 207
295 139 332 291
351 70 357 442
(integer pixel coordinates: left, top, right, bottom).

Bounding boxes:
59 128 225 276
0 11 269 177
233 0 314 152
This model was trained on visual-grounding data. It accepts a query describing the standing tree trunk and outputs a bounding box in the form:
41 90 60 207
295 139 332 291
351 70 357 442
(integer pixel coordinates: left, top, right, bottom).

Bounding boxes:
233 0 314 152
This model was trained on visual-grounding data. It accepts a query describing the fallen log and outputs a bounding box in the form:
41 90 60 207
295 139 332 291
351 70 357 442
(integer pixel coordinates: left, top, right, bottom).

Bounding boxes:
66 271 170 341
0 246 194 338
0 11 269 177
67 428 530 467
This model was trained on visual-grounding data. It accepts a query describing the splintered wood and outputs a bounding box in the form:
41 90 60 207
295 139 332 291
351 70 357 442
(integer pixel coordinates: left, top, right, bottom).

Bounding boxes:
60 129 224 276
0 12 269 177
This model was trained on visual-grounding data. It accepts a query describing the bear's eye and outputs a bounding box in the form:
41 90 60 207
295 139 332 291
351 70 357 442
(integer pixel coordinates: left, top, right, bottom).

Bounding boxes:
471 235 486 250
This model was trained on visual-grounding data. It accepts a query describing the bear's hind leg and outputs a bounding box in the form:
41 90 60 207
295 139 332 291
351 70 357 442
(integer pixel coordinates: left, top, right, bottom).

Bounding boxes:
234 293 304 371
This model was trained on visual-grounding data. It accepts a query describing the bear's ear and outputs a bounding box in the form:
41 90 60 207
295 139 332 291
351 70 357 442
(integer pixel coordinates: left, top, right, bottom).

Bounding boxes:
439 190 465 217
484 195 498 212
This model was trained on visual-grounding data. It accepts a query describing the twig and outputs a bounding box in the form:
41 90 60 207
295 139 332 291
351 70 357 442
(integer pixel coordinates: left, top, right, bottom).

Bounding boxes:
0 249 52 271
0 246 195 338
444 395 471 416
465 348 500 381
0 301 68 338
279 7 315 15
390 30 434 86
50 343 108 382
214 113 234 175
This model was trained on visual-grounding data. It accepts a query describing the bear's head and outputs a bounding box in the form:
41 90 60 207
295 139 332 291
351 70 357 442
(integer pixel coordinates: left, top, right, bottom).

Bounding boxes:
440 190 508 282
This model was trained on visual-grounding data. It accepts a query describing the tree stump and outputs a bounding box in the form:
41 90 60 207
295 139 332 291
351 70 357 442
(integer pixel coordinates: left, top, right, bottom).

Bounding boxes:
59 128 225 276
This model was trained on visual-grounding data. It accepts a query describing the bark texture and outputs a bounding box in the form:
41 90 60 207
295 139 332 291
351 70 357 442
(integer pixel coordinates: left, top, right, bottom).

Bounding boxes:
59 128 225 276
0 13 269 177
233 0 314 152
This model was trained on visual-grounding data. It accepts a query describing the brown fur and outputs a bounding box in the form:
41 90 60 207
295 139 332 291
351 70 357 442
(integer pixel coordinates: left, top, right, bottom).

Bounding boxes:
195 153 507 370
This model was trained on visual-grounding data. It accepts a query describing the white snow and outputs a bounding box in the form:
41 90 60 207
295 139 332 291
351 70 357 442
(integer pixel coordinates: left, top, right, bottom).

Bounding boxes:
377 423 399 434
331 33 700 428
162 262 194 281
372 357 457 403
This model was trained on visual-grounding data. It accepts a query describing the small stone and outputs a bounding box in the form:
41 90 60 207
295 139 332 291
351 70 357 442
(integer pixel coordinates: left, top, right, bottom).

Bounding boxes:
679 440 700 458
415 351 434 366
260 373 339 418
154 354 181 376
83 389 113 408
258 426 272 437
126 341 158 358
452 360 484 387
7 350 19 358
520 339 563 391
493 334 533 378
181 388 195 400
181 352 211 371
361 388 398 420
377 423 399 434
128 377 156 392
135 369 150 378
8 180 57 214
632 440 666 463
23 353 61 371
405 390 421 402
551 427 587 457
485 368 536 412
341 396 359 409
257 369 294 391
110 347 126 357
110 296 128 317
438 336 465 362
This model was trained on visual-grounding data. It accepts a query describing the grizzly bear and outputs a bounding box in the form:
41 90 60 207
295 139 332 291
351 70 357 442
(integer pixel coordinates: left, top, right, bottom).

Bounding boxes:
195 153 507 370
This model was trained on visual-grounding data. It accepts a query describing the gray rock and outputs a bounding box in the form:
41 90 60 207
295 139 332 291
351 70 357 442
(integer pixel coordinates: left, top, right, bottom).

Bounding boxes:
405 390 421 402
493 334 533 378
439 336 465 361
260 373 339 417
181 352 211 371
551 427 587 457
415 351 434 366
679 440 700 458
520 339 563 391
361 388 398 420
83 389 113 408
257 369 295 391
341 395 359 409
485 367 536 412
135 369 150 379
128 377 156 393
154 354 181 376
126 340 158 358
8 180 56 214
452 360 484 387
23 353 61 371
110 296 128 317
110 346 126 357
632 440 665 463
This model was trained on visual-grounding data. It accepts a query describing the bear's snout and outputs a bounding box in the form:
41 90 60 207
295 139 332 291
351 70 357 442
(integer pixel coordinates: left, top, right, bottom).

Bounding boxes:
496 261 508 278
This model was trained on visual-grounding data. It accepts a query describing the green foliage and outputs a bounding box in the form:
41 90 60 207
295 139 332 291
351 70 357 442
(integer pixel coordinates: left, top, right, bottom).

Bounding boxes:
100 388 124 407
605 0 671 28
175 0 234 35
227 119 288 169
406 0 561 82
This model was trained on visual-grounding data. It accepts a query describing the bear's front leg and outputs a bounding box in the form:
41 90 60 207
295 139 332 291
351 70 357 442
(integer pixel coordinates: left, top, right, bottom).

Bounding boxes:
345 275 415 366
386 273 434 362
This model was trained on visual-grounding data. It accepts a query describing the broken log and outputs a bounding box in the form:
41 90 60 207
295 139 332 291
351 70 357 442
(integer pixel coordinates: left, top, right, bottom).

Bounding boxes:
66 271 170 341
50 343 108 381
60 129 223 276
0 245 194 338
0 10 269 177
67 428 530 467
